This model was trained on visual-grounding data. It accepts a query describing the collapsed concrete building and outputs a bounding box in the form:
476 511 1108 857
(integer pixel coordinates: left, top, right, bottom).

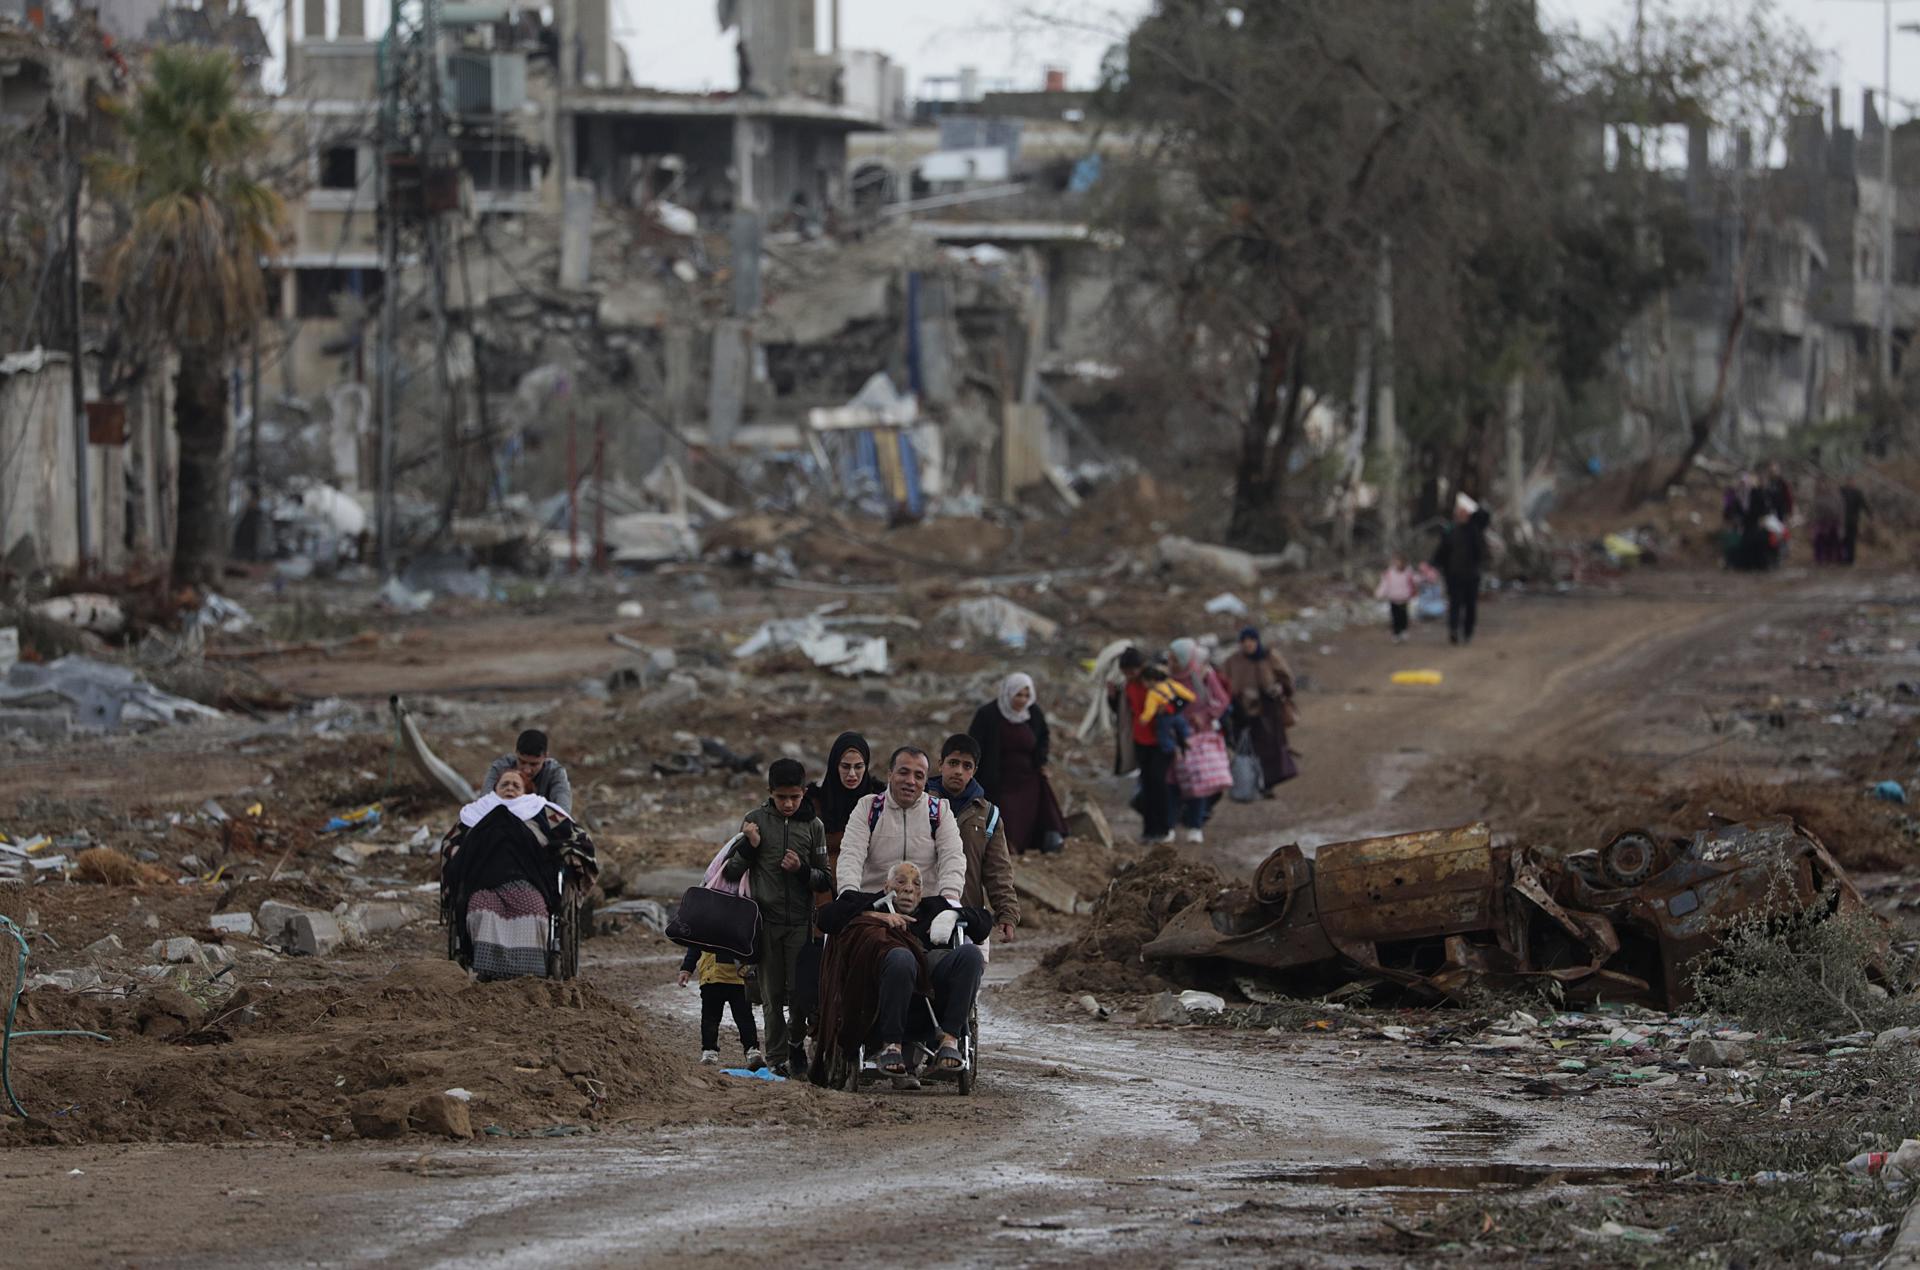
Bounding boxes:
1605 89 1920 452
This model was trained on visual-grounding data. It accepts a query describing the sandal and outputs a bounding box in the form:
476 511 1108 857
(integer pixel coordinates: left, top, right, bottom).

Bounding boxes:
876 1044 907 1075
934 1042 963 1071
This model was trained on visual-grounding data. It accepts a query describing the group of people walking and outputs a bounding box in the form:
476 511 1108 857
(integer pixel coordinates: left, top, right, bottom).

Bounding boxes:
1724 463 1871 571
678 667 1076 1081
1107 626 1299 845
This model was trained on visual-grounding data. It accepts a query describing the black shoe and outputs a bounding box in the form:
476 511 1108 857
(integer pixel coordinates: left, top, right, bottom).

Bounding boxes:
1448 632 1459 645
1041 832 1065 855
788 1045 809 1081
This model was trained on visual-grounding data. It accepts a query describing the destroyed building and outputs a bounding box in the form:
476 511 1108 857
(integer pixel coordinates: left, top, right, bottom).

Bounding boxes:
1603 88 1920 450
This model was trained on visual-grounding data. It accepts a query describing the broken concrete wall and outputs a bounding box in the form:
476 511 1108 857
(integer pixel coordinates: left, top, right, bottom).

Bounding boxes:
0 351 147 574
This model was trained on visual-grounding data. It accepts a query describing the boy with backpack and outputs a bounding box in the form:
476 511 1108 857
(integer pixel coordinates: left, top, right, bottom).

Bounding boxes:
723 758 830 1077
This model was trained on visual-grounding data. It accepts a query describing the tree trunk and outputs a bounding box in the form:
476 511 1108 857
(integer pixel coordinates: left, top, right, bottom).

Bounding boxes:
1659 298 1746 494
1226 322 1291 546
1333 323 1374 557
1373 240 1403 550
171 352 230 587
1502 371 1526 531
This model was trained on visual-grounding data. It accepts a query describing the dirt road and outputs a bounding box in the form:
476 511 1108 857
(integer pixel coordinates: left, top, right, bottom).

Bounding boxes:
4 940 1650 1269
2 567 1902 1267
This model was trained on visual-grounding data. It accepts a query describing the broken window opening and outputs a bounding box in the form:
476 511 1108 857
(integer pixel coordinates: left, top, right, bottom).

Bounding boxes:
319 145 360 191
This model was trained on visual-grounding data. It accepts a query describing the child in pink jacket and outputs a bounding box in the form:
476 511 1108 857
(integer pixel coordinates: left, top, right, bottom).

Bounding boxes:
1374 553 1432 643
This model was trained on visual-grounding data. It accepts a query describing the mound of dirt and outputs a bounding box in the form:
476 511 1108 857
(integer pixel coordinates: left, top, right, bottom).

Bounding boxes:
0 959 733 1146
1035 845 1223 995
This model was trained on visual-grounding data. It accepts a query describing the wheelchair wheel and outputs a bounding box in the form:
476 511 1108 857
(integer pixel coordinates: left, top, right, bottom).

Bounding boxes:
547 900 580 981
843 1047 865 1093
957 1008 979 1096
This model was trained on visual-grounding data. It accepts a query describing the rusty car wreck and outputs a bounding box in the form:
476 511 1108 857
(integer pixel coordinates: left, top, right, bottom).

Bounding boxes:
1140 818 1876 1008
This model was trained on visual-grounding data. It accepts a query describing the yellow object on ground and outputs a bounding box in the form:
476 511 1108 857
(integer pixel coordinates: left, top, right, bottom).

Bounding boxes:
1390 670 1444 686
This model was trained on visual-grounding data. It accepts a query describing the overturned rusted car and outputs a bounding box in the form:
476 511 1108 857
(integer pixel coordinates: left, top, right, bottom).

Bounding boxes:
1141 818 1875 1009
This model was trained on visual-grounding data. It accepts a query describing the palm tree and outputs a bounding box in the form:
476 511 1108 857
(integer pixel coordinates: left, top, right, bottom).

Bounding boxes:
96 47 283 586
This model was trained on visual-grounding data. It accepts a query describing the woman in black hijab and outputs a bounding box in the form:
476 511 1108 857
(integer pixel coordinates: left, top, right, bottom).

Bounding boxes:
805 731 886 869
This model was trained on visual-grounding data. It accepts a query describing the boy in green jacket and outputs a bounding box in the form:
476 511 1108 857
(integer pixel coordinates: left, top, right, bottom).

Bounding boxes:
724 758 830 1076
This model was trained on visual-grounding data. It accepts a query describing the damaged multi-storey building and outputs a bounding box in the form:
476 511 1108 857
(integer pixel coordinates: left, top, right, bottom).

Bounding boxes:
1606 88 1920 452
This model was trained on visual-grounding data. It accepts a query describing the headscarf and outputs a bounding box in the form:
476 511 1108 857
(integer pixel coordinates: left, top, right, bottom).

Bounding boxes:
1238 626 1269 662
459 791 569 828
997 672 1036 724
1169 638 1206 678
813 731 878 833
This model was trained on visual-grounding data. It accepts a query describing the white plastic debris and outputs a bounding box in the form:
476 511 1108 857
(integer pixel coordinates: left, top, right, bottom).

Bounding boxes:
1178 990 1227 1013
1203 592 1250 618
935 597 1061 650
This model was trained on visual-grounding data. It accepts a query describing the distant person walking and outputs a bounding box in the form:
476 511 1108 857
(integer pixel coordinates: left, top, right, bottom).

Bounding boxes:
1841 476 1870 566
967 673 1066 855
1223 627 1297 798
1109 648 1175 842
1430 494 1491 644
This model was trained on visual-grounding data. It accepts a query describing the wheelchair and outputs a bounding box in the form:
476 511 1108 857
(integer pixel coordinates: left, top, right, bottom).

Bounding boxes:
816 934 982 1096
438 811 596 982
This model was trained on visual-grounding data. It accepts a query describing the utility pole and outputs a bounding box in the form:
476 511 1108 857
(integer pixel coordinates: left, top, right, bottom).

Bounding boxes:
64 110 91 569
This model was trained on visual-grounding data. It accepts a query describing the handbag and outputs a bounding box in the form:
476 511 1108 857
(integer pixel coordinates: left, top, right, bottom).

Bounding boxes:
1229 730 1263 803
666 834 763 962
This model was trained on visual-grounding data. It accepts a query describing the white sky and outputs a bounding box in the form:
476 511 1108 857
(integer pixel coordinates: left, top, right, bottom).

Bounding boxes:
261 1 1916 126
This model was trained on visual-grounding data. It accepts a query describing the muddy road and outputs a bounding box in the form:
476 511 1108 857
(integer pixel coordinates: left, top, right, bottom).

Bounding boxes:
4 565 1915 1267
5 939 1649 1268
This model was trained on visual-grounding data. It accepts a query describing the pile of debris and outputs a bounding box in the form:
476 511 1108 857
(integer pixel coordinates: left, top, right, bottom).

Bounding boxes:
0 654 222 738
1053 817 1877 1012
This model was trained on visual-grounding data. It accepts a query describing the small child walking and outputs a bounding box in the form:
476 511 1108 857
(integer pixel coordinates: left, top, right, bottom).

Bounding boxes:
678 948 761 1067
1374 553 1429 643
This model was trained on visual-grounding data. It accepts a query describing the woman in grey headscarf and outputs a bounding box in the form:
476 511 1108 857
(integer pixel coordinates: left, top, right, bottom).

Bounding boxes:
967 672 1066 855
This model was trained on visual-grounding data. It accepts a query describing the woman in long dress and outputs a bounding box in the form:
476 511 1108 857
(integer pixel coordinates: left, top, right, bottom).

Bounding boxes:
1222 626 1297 797
967 672 1066 854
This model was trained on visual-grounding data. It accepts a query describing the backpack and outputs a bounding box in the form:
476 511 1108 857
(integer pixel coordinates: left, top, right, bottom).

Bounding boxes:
867 793 943 835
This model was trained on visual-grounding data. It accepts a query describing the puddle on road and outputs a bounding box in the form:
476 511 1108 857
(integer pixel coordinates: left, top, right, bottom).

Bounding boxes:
1243 1162 1660 1193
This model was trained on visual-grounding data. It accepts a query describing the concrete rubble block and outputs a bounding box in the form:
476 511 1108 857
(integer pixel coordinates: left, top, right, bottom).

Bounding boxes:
349 1093 411 1140
288 912 344 958
256 900 306 942
1064 805 1114 852
1156 535 1260 588
1141 992 1186 1025
408 1092 474 1140
25 967 104 993
340 901 421 943
209 912 256 938
1686 1035 1749 1068
82 933 125 963
1873 1026 1918 1049
149 936 208 966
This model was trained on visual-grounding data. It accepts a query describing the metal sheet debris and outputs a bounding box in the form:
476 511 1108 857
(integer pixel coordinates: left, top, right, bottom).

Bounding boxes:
0 656 222 733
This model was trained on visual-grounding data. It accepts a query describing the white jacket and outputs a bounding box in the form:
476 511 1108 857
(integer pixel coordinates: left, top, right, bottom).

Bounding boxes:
836 791 967 901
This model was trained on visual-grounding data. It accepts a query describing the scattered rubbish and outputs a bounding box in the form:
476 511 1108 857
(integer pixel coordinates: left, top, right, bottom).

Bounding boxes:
616 600 645 619
721 1068 786 1082
392 697 479 805
324 804 382 834
732 612 889 677
1871 780 1907 804
0 656 222 733
1203 593 1249 618
444 1088 474 1102
1390 670 1444 686
31 593 126 635
1140 992 1186 1025
1075 994 1110 1020
378 577 435 613
936 597 1060 649
186 593 254 635
1602 533 1644 566
1144 817 1874 1010
597 899 670 934
1574 1221 1664 1244
1178 990 1227 1014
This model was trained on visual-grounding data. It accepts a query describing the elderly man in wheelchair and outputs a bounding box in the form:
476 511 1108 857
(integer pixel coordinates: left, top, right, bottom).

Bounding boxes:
813 862 991 1091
